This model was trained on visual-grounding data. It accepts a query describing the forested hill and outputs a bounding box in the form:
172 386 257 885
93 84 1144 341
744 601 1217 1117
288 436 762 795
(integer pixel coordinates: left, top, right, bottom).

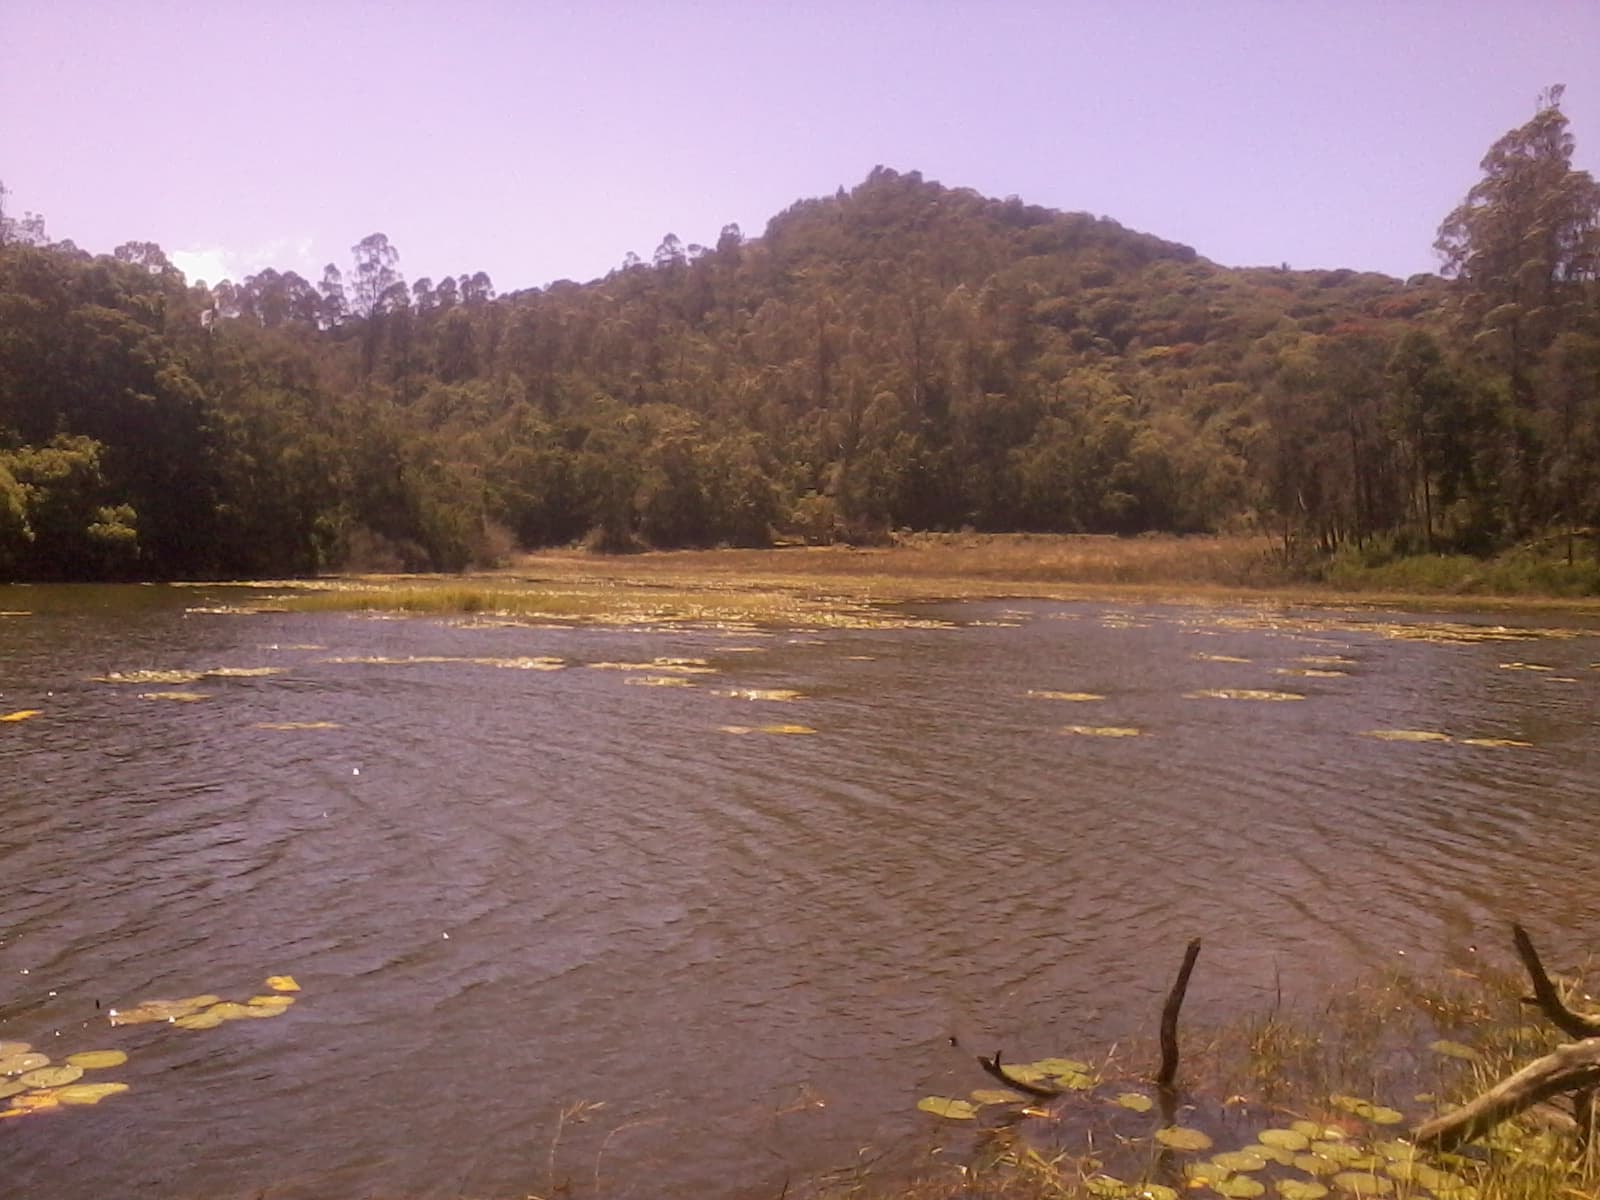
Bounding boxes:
2 91 1597 582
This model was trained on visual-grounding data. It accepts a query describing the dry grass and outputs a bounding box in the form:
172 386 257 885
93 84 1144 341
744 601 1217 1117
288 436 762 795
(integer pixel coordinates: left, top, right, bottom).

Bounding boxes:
263 535 1600 626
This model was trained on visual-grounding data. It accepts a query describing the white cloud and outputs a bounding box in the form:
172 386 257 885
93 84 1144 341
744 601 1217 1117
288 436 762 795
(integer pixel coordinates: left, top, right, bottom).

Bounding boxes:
170 235 318 287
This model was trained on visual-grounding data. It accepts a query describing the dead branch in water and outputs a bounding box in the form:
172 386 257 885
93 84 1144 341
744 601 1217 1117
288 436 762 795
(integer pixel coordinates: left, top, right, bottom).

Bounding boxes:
1414 1037 1600 1152
976 1050 1063 1099
1513 923 1600 1040
1157 938 1202 1090
1413 924 1600 1151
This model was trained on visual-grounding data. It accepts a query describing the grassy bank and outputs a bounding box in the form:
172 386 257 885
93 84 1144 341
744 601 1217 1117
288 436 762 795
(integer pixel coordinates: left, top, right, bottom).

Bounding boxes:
258 535 1600 626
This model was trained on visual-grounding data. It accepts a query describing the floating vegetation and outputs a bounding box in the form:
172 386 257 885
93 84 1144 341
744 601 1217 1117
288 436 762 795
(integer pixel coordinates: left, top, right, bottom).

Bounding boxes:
265 975 300 992
624 675 696 688
1 709 40 722
1029 690 1106 701
323 654 566 671
1156 1126 1214 1151
1298 655 1356 667
1428 1039 1480 1062
1459 737 1532 749
917 1096 980 1120
53 1082 129 1106
1365 730 1452 743
714 687 803 701
0 610 31 617
1195 653 1252 663
719 723 817 735
108 994 223 1026
1062 725 1142 737
98 665 283 685
254 720 341 730
139 691 209 702
1498 662 1553 672
971 1088 1023 1106
20 1064 83 1088
1276 668 1348 678
1114 1092 1154 1112
97 669 204 685
1185 689 1305 702
589 658 717 674
64 1050 127 1069
0 1051 50 1074
186 604 289 615
1330 1095 1404 1126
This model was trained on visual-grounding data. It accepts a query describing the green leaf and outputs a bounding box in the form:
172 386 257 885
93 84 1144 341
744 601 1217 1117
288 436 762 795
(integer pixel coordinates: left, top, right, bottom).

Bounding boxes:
1213 1150 1269 1173
1275 1183 1328 1200
1331 1173 1392 1196
1213 1178 1266 1198
916 1095 978 1120
1429 1040 1480 1061
1258 1129 1311 1152
1114 1092 1154 1112
970 1088 1020 1105
1156 1126 1213 1151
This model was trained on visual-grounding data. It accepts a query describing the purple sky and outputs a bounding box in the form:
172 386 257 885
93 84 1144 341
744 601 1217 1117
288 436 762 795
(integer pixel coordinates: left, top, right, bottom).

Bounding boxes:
4 2 1597 293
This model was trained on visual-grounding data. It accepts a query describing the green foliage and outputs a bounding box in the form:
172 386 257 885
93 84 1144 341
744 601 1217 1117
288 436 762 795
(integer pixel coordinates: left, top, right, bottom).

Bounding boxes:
1 113 1597 580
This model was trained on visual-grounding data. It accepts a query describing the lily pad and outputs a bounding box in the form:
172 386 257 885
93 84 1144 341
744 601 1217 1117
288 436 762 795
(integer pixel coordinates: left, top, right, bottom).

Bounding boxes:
1156 1126 1214 1151
1331 1095 1404 1125
265 974 301 993
0 1079 28 1100
1 709 41 722
1294 1155 1340 1178
139 691 209 702
714 688 803 701
109 995 220 1026
96 669 205 685
1185 1162 1233 1185
1194 653 1252 663
247 994 295 1009
1032 1056 1091 1076
55 1081 130 1105
1331 1173 1391 1196
720 723 817 735
1259 1129 1311 1152
0 1052 50 1075
1291 1122 1344 1141
20 1065 83 1088
0 1042 30 1056
1429 1039 1480 1062
1275 1183 1329 1200
1028 690 1106 701
1115 1092 1154 1112
174 1011 227 1030
970 1088 1021 1105
9 1090 62 1111
1371 1141 1417 1163
1365 730 1451 743
1086 1176 1132 1198
916 1095 978 1120
1184 689 1304 702
1063 725 1142 737
1139 1187 1178 1200
1213 1179 1266 1199
65 1050 127 1070
1312 1142 1365 1165
255 720 341 729
1458 737 1531 749
1276 668 1347 678
205 666 284 678
1213 1151 1269 1173
624 676 695 688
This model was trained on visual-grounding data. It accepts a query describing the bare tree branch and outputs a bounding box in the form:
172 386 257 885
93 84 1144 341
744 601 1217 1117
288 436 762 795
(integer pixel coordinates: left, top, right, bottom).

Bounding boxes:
1512 923 1600 1040
977 1050 1062 1099
1414 1038 1600 1152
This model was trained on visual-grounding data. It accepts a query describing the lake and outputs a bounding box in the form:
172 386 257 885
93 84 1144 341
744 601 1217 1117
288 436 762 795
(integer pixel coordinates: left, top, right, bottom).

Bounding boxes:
2 585 1598 1199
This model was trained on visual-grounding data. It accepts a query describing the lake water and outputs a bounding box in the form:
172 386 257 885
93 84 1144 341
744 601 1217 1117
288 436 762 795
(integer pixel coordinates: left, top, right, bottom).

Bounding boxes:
2 585 1598 1199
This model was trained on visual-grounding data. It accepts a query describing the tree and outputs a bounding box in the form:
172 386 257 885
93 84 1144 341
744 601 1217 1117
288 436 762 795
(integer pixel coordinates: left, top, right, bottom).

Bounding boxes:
349 233 402 319
1435 85 1600 529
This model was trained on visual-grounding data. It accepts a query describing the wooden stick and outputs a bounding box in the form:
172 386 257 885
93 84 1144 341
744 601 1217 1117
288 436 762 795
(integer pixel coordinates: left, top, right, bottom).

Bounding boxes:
1157 938 1202 1090
977 1050 1062 1099
1512 923 1600 1040
1414 1038 1600 1151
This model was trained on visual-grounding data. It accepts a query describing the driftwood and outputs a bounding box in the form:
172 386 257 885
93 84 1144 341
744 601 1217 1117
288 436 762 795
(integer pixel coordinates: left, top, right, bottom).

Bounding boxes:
974 939 1202 1101
1414 1037 1600 1151
1413 924 1600 1151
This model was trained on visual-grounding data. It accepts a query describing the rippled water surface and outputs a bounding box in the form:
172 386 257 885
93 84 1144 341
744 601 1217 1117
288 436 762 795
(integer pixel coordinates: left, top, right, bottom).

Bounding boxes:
2 586 1599 1199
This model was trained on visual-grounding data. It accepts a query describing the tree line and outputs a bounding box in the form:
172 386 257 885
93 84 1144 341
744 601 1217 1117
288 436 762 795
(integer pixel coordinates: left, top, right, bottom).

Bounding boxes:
0 86 1596 581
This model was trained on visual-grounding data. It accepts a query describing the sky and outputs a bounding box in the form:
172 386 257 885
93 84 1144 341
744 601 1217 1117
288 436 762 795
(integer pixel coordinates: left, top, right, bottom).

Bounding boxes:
3 2 1598 294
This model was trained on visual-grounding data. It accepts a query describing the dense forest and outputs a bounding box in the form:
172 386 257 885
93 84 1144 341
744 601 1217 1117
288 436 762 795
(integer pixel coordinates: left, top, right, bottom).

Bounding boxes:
1 88 1596 581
